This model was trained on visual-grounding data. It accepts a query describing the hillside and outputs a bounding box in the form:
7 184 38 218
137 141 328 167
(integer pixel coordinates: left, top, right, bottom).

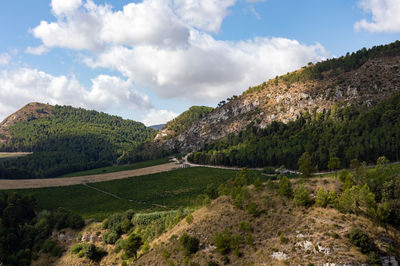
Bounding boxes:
0 103 155 178
0 102 55 144
54 162 400 265
154 106 213 143
159 41 400 154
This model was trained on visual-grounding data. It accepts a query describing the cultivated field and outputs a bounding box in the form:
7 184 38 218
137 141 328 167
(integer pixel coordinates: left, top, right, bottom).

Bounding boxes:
6 167 266 220
0 152 32 159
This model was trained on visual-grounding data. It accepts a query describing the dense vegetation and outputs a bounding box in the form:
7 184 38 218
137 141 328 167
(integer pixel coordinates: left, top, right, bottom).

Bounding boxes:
189 93 400 170
0 105 155 178
8 167 267 220
0 192 84 265
160 106 213 137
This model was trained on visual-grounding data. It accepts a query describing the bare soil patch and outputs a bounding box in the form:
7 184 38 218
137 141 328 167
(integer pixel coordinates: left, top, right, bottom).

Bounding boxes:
0 162 178 190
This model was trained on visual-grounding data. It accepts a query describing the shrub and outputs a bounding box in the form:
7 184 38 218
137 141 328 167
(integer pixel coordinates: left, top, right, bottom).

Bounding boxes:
294 185 313 206
124 234 143 259
208 261 219 266
185 214 194 224
348 228 374 254
70 243 87 254
263 167 275 174
246 233 254 245
279 177 293 198
253 177 263 190
214 230 232 255
121 218 133 234
279 233 288 244
179 233 200 256
247 202 261 217
239 221 252 232
103 231 120 244
205 183 219 199
83 243 107 261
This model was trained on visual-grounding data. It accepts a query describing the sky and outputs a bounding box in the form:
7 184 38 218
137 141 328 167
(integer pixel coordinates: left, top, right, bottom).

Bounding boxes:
0 0 399 126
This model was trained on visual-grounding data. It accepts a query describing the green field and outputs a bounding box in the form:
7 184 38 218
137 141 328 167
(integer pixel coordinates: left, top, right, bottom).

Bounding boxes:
58 157 171 177
9 167 267 221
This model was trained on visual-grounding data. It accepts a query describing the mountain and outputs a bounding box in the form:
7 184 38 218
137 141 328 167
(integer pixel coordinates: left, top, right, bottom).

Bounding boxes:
0 103 155 178
159 41 400 153
158 41 400 166
154 106 213 143
149 124 165 130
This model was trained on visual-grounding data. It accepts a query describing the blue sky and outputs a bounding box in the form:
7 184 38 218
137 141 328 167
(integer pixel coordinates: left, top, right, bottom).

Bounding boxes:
0 0 399 125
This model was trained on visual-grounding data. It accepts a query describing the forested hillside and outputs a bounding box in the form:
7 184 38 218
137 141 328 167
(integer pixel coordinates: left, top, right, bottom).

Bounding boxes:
155 106 213 142
160 41 400 153
189 93 400 170
0 104 155 178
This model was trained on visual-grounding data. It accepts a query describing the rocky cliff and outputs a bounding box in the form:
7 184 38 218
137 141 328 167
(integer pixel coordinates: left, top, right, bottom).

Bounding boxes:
157 42 400 153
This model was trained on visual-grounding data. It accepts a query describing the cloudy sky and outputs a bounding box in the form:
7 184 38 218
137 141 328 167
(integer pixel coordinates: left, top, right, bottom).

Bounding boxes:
0 0 399 125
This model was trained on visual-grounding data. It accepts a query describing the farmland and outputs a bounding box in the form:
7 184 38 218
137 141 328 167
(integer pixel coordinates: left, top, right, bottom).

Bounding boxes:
7 167 267 220
58 157 171 177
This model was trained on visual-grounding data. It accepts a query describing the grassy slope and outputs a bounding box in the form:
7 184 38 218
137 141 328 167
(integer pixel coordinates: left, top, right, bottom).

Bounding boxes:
9 167 266 220
58 157 170 177
137 176 400 265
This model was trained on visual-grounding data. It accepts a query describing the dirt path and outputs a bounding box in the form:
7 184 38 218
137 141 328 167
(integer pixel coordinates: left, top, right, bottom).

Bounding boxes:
0 162 178 190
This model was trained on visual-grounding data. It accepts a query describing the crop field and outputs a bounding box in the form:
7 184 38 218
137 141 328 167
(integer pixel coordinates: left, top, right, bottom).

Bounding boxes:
58 157 171 177
7 167 267 221
0 152 32 160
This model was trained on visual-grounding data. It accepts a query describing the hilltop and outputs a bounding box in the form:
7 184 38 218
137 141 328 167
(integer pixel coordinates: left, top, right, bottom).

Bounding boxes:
0 103 155 178
159 41 400 153
0 102 55 144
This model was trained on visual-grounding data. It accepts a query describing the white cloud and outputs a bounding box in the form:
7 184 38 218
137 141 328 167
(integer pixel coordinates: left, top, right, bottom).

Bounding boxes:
0 68 151 120
30 0 328 104
51 0 83 15
355 0 400 32
142 109 178 126
0 53 11 65
172 0 236 33
25 45 49 55
86 31 327 101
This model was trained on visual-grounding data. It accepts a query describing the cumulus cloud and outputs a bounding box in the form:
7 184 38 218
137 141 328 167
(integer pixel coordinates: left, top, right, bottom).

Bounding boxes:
355 0 400 32
0 68 151 120
172 0 236 33
0 53 11 65
142 109 178 126
85 31 327 101
30 0 328 103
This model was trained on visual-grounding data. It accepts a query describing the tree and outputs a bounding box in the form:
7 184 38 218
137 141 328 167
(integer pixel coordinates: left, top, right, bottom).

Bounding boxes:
328 157 341 179
294 185 313 206
298 152 314 177
279 177 293 198
124 234 143 259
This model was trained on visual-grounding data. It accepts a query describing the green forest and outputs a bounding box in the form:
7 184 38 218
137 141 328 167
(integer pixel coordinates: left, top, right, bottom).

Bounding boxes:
161 106 213 137
0 192 84 265
0 105 156 178
189 93 400 170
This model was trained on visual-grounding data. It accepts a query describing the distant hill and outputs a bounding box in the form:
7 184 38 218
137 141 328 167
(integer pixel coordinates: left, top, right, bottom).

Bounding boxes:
158 41 400 168
154 106 213 142
149 124 165 130
0 103 155 178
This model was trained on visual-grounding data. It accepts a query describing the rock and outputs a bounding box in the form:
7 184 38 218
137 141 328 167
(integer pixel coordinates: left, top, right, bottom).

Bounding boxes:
296 240 313 250
81 233 91 242
271 251 288 261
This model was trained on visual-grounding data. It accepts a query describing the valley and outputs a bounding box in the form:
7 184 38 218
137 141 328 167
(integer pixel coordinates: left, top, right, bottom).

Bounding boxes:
0 42 400 265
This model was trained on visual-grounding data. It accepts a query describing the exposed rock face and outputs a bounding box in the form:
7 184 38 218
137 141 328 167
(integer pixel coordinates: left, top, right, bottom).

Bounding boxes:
159 55 400 153
0 102 54 144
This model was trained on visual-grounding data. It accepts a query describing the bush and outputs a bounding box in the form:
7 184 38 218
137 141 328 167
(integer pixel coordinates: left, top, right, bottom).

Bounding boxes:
246 233 254 245
279 177 293 198
179 233 200 256
279 233 289 244
253 177 263 190
214 230 232 255
103 231 120 244
239 221 252 232
247 202 261 217
263 167 276 174
293 185 313 206
70 243 87 254
83 243 107 261
185 214 194 224
348 228 374 254
124 234 143 259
